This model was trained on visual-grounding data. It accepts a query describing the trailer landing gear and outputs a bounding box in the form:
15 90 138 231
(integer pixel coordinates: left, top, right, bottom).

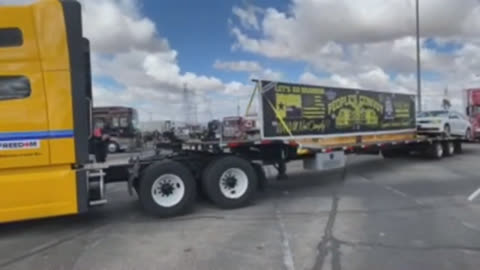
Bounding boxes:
275 161 288 180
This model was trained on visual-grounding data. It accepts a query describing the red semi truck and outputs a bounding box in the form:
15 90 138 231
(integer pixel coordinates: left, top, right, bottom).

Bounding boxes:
465 88 480 139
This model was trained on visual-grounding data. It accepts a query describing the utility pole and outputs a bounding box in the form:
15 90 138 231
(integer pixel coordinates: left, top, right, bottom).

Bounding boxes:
147 111 153 122
442 86 451 111
206 98 213 120
183 84 190 125
416 0 422 112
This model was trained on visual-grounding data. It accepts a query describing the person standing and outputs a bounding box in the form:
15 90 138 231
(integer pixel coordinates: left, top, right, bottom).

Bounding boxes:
93 123 109 162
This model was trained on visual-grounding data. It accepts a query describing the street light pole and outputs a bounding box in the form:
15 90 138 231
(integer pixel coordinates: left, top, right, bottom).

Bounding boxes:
415 0 422 112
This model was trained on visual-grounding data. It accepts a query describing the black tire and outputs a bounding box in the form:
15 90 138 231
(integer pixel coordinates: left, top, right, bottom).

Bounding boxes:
107 141 119 153
138 160 196 217
202 156 258 209
443 124 451 138
465 128 472 141
428 142 444 159
442 141 455 157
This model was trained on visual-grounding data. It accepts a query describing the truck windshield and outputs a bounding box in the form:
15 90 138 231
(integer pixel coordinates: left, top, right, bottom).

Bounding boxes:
120 117 129 127
112 117 119 127
224 120 240 127
417 111 449 117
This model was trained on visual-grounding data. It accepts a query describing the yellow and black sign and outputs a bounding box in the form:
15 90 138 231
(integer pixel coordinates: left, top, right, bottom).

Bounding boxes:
260 80 416 138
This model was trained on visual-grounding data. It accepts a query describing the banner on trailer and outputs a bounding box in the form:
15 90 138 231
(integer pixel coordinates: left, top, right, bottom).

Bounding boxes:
259 80 416 139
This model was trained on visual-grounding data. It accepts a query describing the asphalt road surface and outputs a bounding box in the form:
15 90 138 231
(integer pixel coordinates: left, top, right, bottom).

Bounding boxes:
2 144 480 270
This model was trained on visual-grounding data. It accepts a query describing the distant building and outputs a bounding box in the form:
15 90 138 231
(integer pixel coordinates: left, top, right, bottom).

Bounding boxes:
139 120 179 132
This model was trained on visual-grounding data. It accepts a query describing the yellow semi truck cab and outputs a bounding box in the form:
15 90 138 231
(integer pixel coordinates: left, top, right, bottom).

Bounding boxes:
0 0 92 223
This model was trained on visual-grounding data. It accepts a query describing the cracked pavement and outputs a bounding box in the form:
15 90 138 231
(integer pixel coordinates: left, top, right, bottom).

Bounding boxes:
1 144 480 270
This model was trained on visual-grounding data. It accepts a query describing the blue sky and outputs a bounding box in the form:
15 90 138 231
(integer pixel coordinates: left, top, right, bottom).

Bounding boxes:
140 0 299 83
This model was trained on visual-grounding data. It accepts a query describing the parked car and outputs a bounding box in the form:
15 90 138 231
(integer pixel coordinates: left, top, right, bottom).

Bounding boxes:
417 110 472 139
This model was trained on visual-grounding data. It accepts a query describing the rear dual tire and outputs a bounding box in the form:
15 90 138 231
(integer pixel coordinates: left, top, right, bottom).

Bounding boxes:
465 128 473 141
442 141 455 157
138 156 260 216
138 161 196 217
428 142 444 159
202 156 258 209
443 124 451 138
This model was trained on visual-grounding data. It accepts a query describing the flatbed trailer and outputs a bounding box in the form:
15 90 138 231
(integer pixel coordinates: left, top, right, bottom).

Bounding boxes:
94 131 464 217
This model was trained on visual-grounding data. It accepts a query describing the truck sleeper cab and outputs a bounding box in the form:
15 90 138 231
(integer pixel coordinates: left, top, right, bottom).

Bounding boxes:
0 0 92 223
466 88 480 139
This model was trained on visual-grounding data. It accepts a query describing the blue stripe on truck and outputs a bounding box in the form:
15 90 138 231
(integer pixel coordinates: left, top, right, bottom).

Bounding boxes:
0 130 74 141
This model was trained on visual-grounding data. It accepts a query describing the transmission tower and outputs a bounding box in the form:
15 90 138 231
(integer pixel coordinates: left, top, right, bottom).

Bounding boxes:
183 84 197 125
205 98 214 120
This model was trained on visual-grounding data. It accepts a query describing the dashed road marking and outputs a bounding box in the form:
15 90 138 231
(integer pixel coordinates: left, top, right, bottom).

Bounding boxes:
461 221 480 232
275 208 295 270
382 185 409 199
468 187 480 202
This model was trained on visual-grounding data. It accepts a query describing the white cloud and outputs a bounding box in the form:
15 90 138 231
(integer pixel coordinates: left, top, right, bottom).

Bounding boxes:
214 60 262 73
142 51 226 92
0 0 34 4
256 68 283 81
230 0 480 113
213 60 283 81
299 70 388 90
232 5 262 30
81 0 168 53
223 81 253 96
78 0 254 122
299 69 469 112
230 0 480 75
233 0 480 51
